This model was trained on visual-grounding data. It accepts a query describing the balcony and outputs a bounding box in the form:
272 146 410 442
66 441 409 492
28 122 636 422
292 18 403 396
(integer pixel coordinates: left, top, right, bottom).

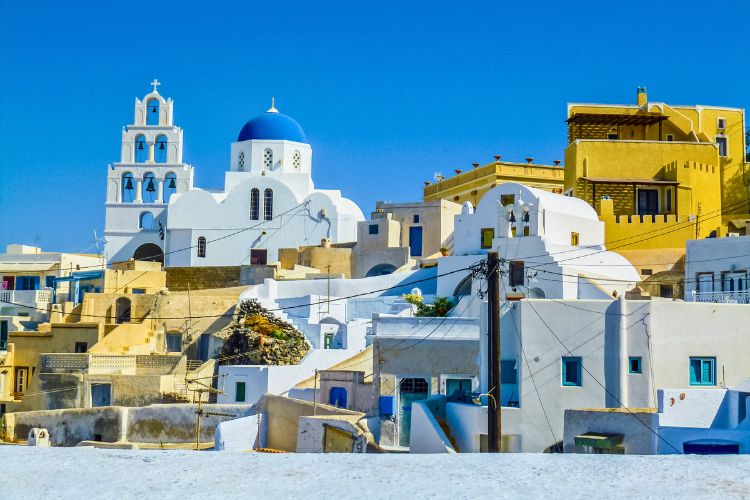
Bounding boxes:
0 289 53 307
40 353 181 375
688 290 750 304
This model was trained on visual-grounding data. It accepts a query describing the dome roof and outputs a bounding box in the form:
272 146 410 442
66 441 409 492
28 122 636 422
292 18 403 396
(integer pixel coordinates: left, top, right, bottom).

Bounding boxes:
237 106 307 143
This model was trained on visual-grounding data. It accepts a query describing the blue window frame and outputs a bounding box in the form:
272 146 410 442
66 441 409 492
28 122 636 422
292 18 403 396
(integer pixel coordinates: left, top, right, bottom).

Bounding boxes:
369 224 379 235
16 276 40 291
690 357 716 386
629 357 642 374
45 276 55 289
562 356 582 386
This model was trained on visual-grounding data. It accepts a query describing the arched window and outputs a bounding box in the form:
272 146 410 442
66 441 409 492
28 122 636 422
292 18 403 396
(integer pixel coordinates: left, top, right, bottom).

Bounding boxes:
263 148 273 169
134 135 147 163
147 98 160 125
115 297 131 324
139 211 154 230
121 172 135 203
197 236 206 258
293 150 301 168
238 151 245 170
163 172 177 203
155 135 168 163
250 188 260 220
142 172 157 203
264 189 273 220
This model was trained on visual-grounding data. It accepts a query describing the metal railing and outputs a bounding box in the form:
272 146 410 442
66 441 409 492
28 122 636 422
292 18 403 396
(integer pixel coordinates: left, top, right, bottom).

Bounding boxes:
689 290 750 304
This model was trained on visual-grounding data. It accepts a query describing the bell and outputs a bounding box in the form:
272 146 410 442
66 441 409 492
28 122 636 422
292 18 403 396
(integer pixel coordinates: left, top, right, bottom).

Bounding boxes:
125 178 134 190
523 211 530 223
159 141 165 150
137 141 144 150
168 177 176 189
145 178 156 192
509 211 516 223
151 106 158 113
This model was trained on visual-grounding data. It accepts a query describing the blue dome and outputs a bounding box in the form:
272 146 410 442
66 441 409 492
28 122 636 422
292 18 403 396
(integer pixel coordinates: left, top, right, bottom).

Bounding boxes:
237 111 307 143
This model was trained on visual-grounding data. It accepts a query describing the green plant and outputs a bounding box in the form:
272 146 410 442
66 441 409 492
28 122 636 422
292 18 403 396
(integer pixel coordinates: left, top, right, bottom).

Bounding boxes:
403 294 455 317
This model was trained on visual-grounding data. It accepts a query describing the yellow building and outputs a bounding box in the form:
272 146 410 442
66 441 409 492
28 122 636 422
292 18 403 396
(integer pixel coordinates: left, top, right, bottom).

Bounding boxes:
565 87 749 277
423 159 564 206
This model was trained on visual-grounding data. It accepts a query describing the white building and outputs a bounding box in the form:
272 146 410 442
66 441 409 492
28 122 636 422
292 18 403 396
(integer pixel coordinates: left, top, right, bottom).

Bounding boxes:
684 235 750 304
104 83 364 267
436 182 639 304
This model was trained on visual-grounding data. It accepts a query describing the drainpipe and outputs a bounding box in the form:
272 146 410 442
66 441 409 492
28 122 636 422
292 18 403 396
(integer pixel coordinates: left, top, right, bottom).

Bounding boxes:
618 296 628 408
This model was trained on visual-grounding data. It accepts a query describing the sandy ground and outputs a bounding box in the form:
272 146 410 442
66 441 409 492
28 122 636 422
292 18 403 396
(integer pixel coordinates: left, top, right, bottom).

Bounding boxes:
5 447 750 499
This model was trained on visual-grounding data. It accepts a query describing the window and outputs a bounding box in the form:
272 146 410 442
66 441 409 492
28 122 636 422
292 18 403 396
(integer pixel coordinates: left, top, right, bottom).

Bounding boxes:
45 276 55 289
132 288 145 294
607 129 619 140
629 357 642 374
481 228 494 249
75 342 87 353
697 273 714 293
665 134 675 141
665 188 672 212
324 333 334 349
250 188 260 220
509 260 524 288
562 357 582 386
142 173 157 203
723 271 747 292
163 173 177 203
368 224 379 235
659 284 673 298
292 150 301 168
500 194 515 207
0 320 8 350
501 359 518 384
250 249 268 265
637 189 659 215
197 236 206 258
235 382 246 403
263 148 273 169
146 98 160 125
15 367 28 395
166 333 182 353
139 211 154 230
121 172 135 203
16 276 40 291
413 214 420 223
134 135 148 163
716 136 728 157
263 189 273 220
717 117 726 130
570 232 579 246
238 151 245 169
641 268 653 276
329 386 348 408
689 357 716 386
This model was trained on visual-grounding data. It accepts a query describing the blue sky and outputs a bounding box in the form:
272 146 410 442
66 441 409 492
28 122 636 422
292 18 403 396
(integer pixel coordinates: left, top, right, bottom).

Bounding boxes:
1 1 749 253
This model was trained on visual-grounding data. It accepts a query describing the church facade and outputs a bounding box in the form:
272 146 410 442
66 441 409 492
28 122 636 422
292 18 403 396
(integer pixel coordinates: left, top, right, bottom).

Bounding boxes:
104 83 364 267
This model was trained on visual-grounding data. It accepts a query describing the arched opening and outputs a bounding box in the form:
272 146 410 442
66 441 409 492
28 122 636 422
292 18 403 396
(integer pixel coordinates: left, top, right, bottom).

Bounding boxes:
142 172 157 203
133 243 163 264
527 287 546 299
250 188 260 220
115 297 132 324
134 135 147 163
146 98 160 125
121 172 135 203
139 211 154 230
366 263 398 277
263 148 273 169
163 172 177 203
197 236 206 258
454 275 473 296
264 189 273 220
155 135 168 163
293 150 301 168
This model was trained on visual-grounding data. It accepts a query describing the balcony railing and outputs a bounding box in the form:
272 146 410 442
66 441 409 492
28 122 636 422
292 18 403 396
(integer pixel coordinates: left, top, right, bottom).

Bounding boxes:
0 290 53 307
40 353 181 375
688 290 750 304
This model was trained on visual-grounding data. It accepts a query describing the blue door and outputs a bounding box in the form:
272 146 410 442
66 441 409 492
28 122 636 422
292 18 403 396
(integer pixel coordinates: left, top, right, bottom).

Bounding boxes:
91 383 111 407
329 387 348 408
409 226 423 257
199 334 211 361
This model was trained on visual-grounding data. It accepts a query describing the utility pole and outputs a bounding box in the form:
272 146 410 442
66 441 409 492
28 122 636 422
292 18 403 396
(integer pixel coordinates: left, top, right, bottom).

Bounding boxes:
487 251 502 452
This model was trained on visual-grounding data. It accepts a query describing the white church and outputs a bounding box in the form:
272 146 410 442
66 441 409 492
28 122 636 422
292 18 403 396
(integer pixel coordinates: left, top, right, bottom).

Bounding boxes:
104 82 364 267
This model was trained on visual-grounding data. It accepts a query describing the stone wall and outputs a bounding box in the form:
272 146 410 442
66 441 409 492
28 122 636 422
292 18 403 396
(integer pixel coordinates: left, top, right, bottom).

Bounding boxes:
166 266 242 291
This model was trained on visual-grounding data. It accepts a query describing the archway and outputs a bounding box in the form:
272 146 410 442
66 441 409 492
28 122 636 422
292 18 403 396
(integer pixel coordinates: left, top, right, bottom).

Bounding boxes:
115 297 131 324
366 263 397 277
133 243 164 264
453 275 473 297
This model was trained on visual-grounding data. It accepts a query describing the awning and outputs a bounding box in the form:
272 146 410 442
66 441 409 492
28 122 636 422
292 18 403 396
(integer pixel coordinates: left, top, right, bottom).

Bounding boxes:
0 262 57 273
581 177 678 186
574 433 624 449
567 113 668 127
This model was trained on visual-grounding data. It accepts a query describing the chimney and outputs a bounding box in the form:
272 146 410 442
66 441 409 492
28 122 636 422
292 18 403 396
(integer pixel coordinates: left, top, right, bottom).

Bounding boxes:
637 86 648 107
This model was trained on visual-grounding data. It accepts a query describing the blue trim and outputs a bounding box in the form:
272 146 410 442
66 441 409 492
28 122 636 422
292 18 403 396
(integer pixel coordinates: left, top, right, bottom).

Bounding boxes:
562 356 582 386
690 357 716 386
629 356 642 374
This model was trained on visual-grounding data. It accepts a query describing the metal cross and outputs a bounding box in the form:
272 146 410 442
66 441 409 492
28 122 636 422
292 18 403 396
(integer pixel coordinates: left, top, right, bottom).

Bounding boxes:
150 79 161 92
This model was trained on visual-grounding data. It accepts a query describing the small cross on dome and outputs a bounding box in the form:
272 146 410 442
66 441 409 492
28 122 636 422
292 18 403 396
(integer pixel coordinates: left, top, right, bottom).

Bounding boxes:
150 79 161 93
267 97 278 113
